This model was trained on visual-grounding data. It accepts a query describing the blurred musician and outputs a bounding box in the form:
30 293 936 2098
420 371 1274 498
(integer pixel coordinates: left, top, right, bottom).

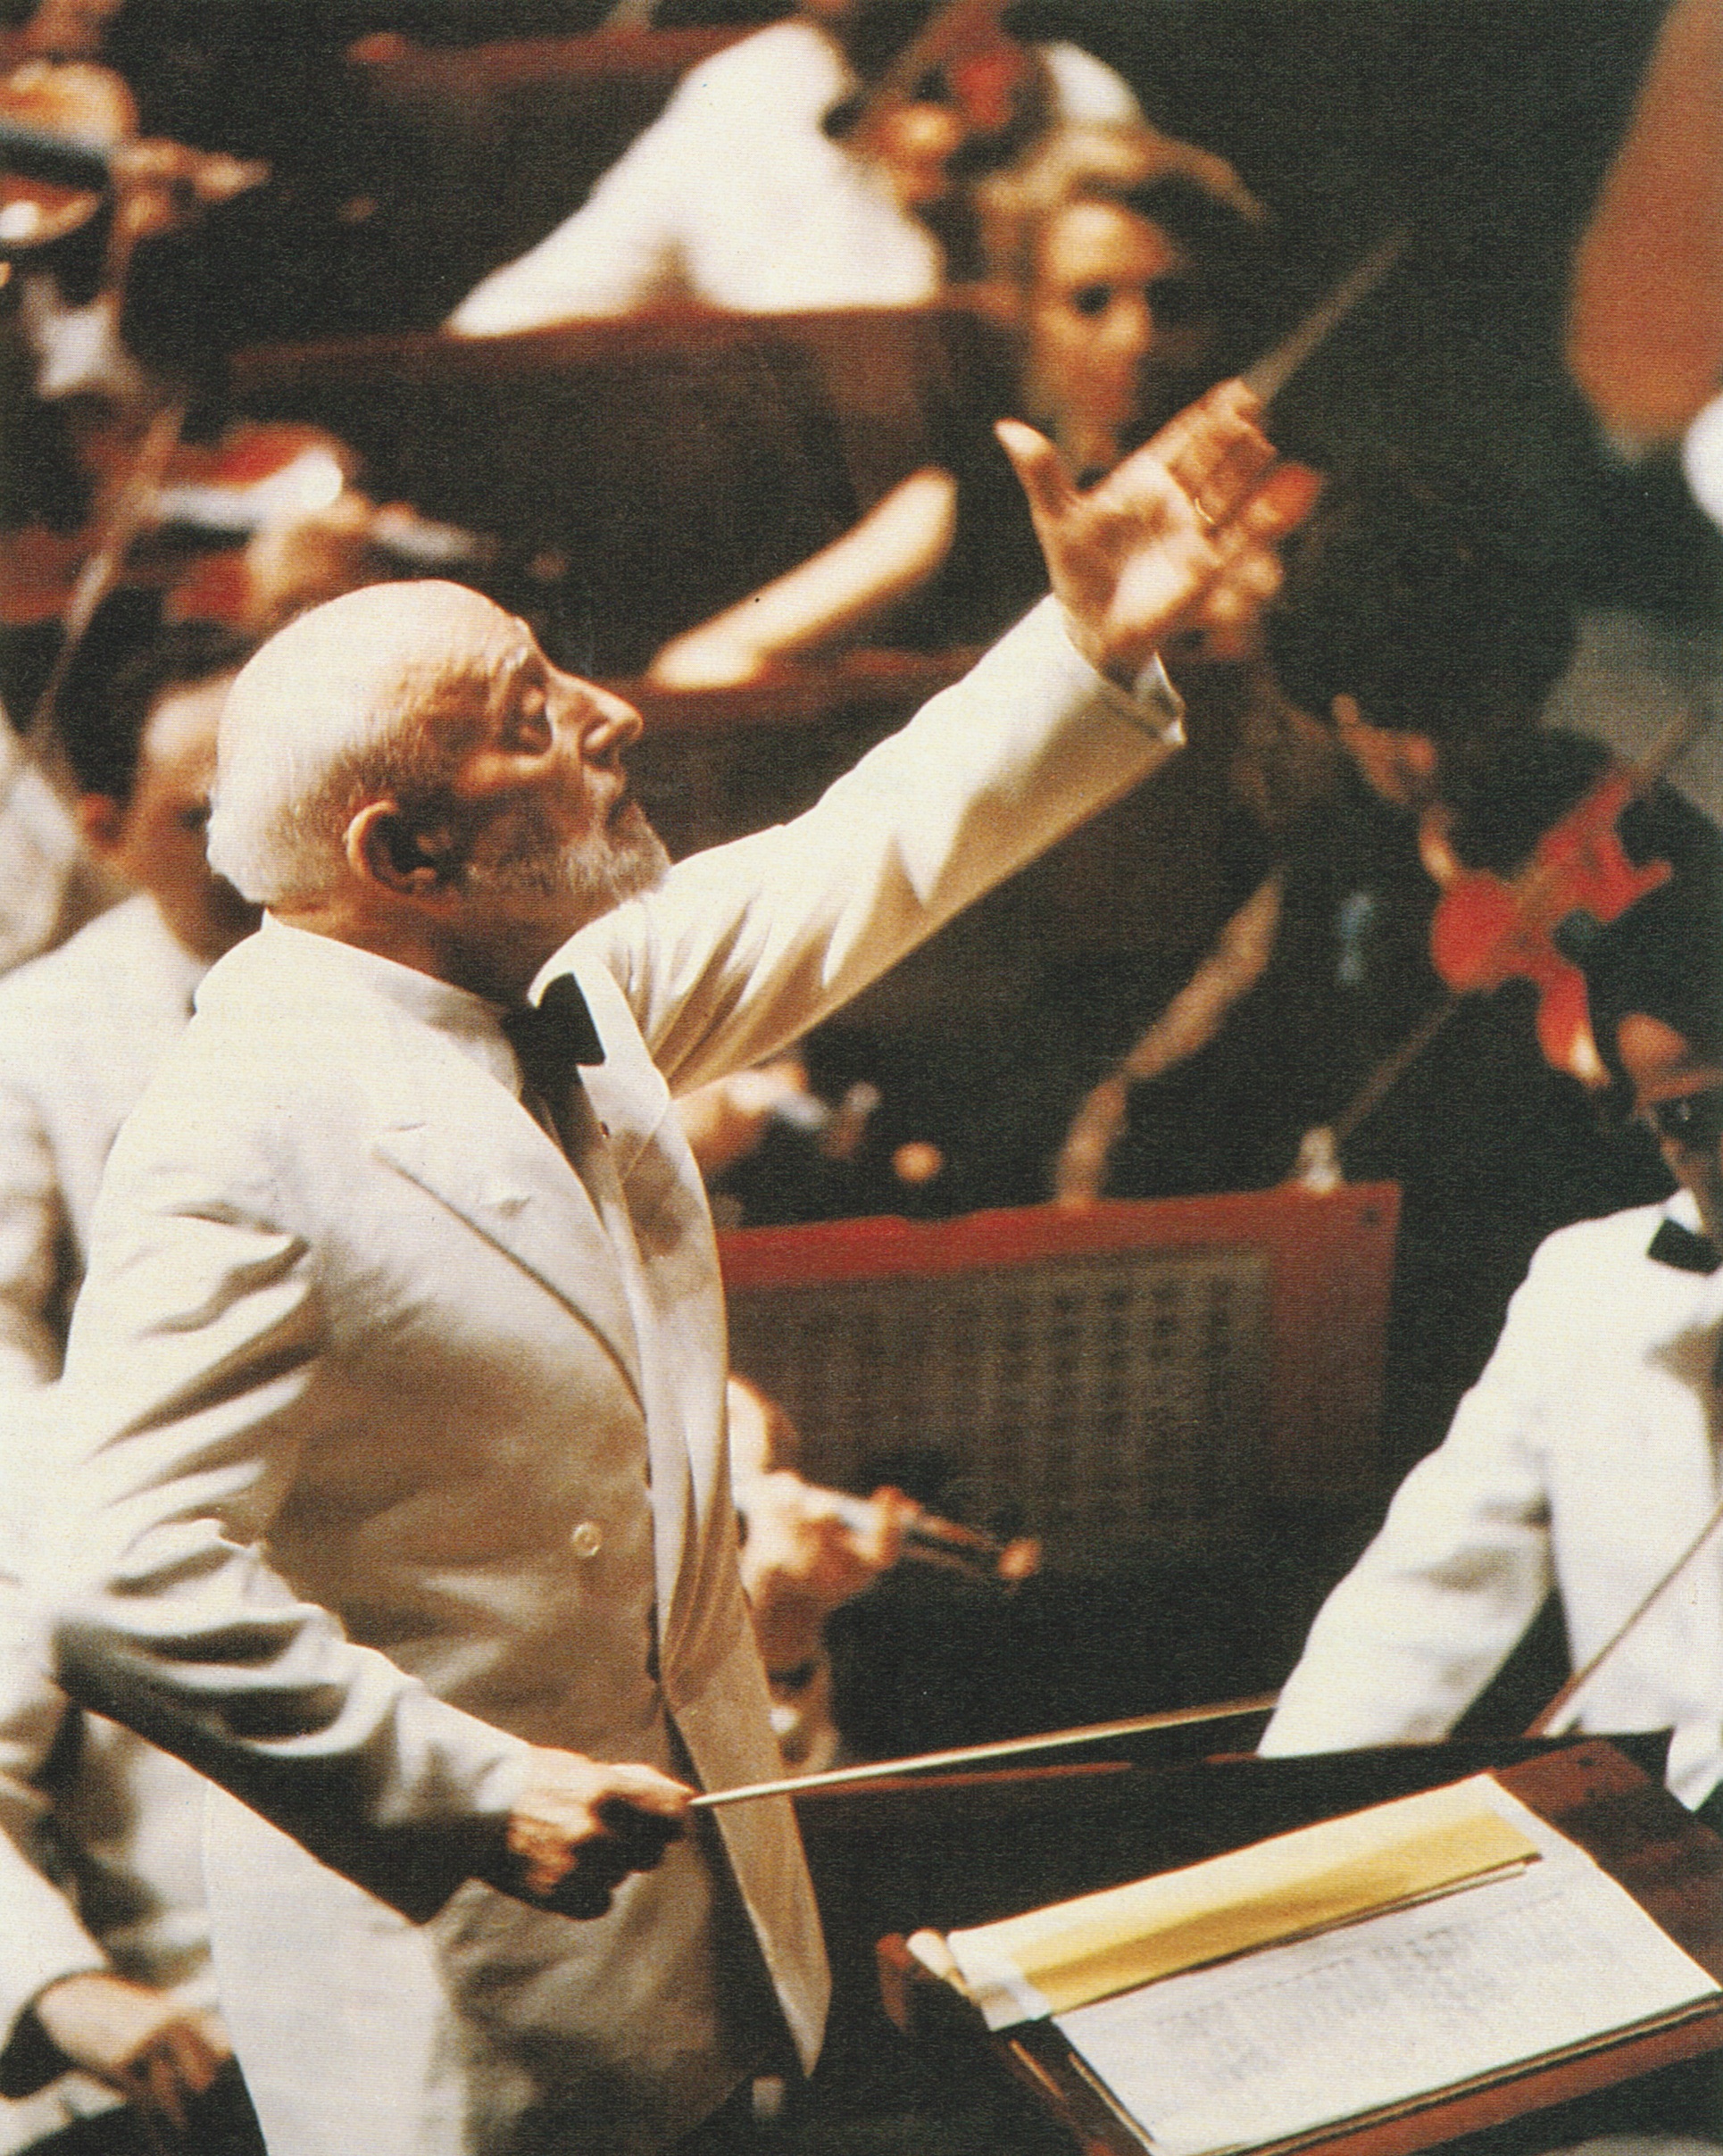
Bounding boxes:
724 1375 914 1771
0 621 255 1395
446 0 1137 331
0 0 263 409
0 620 264 2156
646 119 1268 687
1053 475 1677 1467
1261 812 1723 1827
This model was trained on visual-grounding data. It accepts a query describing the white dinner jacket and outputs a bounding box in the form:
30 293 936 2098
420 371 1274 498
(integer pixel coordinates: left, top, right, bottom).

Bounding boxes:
0 900 222 2150
32 601 1180 2155
0 727 109 985
0 1538 219 2155
0 895 204 1391
1262 1193 1723 1811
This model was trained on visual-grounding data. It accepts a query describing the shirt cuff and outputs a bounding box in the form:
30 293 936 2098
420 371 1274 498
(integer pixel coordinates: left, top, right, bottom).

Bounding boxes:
1047 602 1185 745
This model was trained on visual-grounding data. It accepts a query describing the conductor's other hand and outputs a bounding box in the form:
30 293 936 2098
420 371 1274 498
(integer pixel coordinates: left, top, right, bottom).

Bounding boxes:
504 1749 691 1917
996 379 1321 687
33 1971 230 2135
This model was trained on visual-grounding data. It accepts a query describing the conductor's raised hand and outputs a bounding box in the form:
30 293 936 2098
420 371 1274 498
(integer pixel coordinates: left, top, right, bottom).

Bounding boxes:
503 1748 691 1919
996 379 1320 687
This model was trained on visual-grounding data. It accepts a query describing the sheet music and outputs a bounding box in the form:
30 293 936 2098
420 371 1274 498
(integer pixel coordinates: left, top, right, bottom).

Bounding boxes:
948 1773 1540 2028
1056 1811 1718 2156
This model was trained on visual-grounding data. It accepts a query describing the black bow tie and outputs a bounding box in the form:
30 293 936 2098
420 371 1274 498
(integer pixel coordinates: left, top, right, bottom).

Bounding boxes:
503 974 605 1101
1647 1217 1722 1275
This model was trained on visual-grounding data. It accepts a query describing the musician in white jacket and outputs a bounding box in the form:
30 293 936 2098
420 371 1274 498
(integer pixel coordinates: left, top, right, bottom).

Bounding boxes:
448 3 1136 330
1263 828 1723 1826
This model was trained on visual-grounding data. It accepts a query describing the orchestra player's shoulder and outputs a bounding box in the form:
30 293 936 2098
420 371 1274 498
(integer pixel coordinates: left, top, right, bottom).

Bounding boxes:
652 21 848 139
1515 1197 1706 1327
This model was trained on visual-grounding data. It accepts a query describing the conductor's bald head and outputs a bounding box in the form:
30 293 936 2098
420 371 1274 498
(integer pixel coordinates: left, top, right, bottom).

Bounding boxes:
207 580 663 1001
207 580 500 906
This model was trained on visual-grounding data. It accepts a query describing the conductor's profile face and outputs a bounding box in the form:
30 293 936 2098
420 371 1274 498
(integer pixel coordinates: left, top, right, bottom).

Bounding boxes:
220 579 676 1004
412 589 670 952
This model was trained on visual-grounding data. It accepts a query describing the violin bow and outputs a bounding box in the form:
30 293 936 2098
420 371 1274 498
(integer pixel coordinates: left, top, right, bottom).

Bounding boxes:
688 1691 1278 1810
1526 1486 1723 1738
24 395 187 747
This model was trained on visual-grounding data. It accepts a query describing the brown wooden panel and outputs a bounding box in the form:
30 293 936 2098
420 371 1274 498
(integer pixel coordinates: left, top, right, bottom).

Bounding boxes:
720 1186 1400 1552
225 304 1016 672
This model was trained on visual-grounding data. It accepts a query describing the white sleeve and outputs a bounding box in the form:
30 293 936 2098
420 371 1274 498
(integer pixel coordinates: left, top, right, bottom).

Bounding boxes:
1044 43 1142 125
0 1078 66 1394
0 1581 109 2059
1261 1258 1561 1756
571 598 1182 1093
28 1141 531 1924
447 110 695 332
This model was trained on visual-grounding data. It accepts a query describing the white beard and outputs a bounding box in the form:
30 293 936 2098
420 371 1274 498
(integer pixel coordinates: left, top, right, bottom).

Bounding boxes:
464 795 670 928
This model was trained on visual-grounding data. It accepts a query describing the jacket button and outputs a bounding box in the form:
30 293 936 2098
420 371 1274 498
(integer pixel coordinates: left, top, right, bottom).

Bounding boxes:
569 1519 604 1560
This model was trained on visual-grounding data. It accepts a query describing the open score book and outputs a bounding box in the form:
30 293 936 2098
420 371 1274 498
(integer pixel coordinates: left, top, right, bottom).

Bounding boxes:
924 1775 1720 2156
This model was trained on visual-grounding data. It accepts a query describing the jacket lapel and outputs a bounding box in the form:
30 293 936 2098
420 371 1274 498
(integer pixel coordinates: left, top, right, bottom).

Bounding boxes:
371 1048 645 1407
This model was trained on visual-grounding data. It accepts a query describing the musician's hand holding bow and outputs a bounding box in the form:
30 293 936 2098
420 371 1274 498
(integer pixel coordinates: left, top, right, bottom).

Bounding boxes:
738 1470 915 1676
728 1374 912 1676
996 379 1321 685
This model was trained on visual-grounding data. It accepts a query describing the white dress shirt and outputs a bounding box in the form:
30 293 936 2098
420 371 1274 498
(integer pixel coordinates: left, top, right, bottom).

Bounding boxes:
0 895 207 1393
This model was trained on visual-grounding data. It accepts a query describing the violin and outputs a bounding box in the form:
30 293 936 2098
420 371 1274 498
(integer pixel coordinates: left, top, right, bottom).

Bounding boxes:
0 419 488 628
1317 708 1712 1164
833 0 1036 161
0 53 263 263
0 88 121 254
1420 710 1705 1088
827 1488 1041 1586
0 25 269 738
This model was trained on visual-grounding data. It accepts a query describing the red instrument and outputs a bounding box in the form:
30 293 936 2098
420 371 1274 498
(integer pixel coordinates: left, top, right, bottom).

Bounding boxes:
1322 708 1711 1158
1421 760 1677 1087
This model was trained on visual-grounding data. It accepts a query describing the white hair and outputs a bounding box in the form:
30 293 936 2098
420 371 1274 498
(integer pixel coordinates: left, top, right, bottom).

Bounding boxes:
205 581 490 905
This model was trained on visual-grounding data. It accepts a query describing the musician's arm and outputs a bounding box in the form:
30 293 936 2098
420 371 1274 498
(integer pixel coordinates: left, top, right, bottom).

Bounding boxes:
647 469 959 689
1262 1275 1557 1756
1054 869 1285 1203
1567 0 1723 444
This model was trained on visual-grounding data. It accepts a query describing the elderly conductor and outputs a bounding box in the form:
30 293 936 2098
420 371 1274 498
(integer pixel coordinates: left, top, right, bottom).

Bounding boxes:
26 385 1305 2156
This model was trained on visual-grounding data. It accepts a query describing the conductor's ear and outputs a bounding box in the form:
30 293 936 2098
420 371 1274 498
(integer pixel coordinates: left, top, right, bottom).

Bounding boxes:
347 800 457 894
